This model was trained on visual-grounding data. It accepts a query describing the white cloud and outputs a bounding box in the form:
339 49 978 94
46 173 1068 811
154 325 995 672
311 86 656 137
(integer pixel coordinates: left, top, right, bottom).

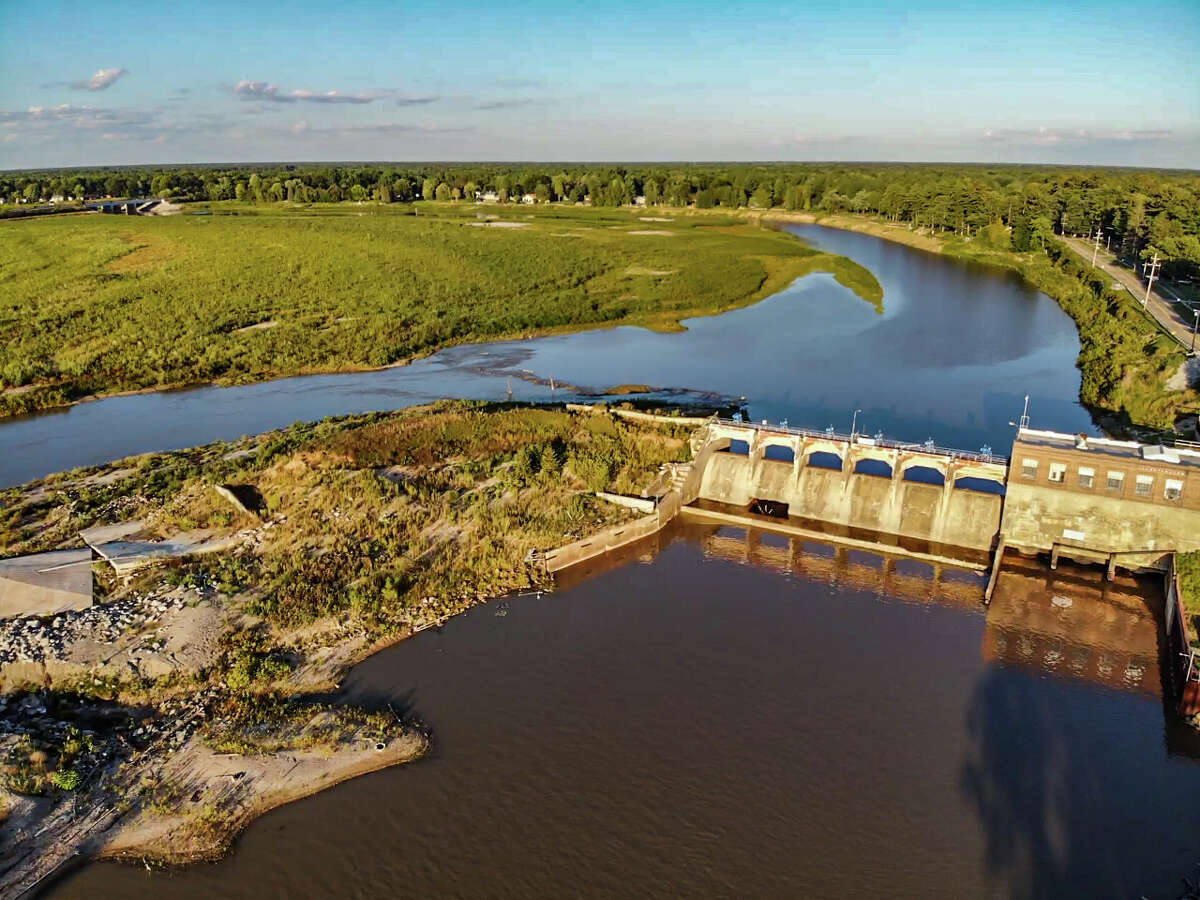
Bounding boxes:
234 80 397 104
982 126 1173 145
290 120 309 134
72 68 128 91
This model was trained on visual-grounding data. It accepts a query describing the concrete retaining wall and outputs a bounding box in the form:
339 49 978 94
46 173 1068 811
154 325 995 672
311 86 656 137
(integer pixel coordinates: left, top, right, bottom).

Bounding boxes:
542 512 667 573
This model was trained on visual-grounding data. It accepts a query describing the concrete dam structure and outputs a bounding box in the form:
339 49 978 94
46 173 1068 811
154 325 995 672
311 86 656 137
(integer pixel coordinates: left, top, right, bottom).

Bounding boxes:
690 420 1008 553
546 408 1200 582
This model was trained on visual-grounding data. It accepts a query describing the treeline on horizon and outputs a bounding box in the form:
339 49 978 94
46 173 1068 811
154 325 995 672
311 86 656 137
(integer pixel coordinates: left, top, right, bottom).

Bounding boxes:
3 162 1199 275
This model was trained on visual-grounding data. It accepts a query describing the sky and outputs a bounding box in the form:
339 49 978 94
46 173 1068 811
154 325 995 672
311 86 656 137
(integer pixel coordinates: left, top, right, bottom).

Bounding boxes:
1 0 1198 170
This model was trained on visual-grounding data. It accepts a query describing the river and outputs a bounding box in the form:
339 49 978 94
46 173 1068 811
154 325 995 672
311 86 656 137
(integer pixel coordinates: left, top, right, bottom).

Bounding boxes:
27 224 1194 897
52 522 1200 898
0 224 1093 488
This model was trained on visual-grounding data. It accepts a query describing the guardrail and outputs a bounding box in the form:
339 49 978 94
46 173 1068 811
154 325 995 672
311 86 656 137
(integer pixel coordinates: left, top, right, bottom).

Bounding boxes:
710 418 1010 465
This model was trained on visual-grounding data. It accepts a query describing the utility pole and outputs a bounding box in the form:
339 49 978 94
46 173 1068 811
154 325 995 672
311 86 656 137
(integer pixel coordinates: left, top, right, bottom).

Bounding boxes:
1090 226 1103 268
1142 253 1161 307
1191 307 1199 355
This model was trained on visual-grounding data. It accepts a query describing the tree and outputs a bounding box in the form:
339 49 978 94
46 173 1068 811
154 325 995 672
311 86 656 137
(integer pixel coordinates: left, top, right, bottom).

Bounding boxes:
422 177 437 201
644 178 661 205
534 183 550 203
435 182 451 201
22 182 39 202
248 173 263 202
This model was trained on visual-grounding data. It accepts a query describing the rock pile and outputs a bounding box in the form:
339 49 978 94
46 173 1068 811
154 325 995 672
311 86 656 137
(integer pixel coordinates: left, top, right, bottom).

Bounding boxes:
0 590 192 667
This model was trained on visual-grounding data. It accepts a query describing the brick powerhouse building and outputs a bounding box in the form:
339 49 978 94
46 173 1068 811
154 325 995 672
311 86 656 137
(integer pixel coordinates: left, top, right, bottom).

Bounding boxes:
1001 428 1200 573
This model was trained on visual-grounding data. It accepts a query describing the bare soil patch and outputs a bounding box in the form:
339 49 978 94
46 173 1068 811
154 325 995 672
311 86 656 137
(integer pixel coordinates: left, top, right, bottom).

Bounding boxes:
233 320 279 334
625 266 677 277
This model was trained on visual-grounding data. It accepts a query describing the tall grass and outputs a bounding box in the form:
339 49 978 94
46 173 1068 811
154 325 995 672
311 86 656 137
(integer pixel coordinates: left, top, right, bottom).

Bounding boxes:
0 205 879 415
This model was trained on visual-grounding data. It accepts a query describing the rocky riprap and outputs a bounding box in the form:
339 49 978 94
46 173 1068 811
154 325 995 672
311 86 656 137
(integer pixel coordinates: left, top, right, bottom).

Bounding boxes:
0 590 193 667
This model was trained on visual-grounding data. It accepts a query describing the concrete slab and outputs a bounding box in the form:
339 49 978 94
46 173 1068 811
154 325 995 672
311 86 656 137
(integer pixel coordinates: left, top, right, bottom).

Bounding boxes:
80 519 147 547
0 549 93 619
92 531 240 576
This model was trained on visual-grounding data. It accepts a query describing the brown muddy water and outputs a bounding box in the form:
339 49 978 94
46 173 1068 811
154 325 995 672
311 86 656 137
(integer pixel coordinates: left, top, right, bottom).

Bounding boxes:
52 522 1200 899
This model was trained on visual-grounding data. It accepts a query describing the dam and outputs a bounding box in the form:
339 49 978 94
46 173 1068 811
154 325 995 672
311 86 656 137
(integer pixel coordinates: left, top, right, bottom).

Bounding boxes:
678 417 1200 574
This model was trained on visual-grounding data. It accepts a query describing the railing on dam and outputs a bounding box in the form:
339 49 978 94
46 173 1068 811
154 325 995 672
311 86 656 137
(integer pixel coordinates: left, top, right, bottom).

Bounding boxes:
710 418 1010 465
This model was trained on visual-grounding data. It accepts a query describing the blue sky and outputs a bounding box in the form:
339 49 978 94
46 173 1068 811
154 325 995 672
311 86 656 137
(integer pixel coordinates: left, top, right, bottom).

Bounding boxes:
1 0 1197 169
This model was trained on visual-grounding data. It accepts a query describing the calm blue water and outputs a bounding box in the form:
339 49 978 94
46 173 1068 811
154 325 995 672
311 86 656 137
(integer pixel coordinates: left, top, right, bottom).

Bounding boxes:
0 224 1092 487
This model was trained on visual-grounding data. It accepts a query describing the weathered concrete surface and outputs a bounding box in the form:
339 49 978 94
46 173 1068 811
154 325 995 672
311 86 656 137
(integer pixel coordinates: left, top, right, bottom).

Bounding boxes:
696 452 1002 552
1002 481 1200 570
595 492 657 513
681 505 987 571
83 522 241 577
542 513 666 573
0 549 92 619
1001 429 1200 572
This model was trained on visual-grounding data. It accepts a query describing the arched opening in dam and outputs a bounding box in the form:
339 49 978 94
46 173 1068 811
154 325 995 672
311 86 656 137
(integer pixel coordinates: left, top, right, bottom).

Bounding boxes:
762 444 795 463
954 475 1007 495
853 458 894 478
724 439 749 455
903 465 947 486
807 450 843 471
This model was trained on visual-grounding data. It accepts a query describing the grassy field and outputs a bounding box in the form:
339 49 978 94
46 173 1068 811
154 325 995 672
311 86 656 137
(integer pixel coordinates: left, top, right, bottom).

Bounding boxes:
0 203 880 417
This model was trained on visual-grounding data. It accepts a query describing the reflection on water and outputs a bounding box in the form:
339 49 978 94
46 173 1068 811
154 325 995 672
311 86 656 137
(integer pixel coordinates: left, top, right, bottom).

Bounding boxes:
985 556 1162 697
53 522 1200 900
0 224 1094 487
692 521 986 609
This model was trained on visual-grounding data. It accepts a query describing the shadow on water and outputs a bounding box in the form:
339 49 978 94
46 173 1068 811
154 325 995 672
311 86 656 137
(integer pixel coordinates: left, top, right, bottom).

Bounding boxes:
961 558 1200 898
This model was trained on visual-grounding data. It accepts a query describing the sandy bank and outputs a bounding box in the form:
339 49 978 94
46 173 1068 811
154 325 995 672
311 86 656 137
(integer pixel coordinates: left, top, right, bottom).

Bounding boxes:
99 728 428 865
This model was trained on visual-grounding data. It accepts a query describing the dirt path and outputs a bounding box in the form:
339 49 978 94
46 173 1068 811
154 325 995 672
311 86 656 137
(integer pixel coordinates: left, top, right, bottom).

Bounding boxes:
1060 235 1198 352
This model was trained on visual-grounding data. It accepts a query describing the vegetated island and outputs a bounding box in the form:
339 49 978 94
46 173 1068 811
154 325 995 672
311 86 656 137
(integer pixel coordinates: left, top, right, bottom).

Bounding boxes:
0 400 710 886
0 204 881 419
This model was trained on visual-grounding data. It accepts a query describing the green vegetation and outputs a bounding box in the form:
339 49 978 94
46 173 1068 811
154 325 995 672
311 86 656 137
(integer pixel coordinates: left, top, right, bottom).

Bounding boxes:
2 401 694 632
0 204 878 417
4 161 1196 430
1178 550 1200 641
1 697 104 796
203 695 401 756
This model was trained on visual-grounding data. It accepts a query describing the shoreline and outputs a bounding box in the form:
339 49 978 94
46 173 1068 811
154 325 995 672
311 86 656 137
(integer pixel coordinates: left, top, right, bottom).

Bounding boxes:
96 729 429 867
0 218 874 423
0 207 1105 428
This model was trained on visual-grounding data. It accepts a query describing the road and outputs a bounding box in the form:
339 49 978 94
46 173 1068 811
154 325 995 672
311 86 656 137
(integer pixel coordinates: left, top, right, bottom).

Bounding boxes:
1060 235 1199 353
